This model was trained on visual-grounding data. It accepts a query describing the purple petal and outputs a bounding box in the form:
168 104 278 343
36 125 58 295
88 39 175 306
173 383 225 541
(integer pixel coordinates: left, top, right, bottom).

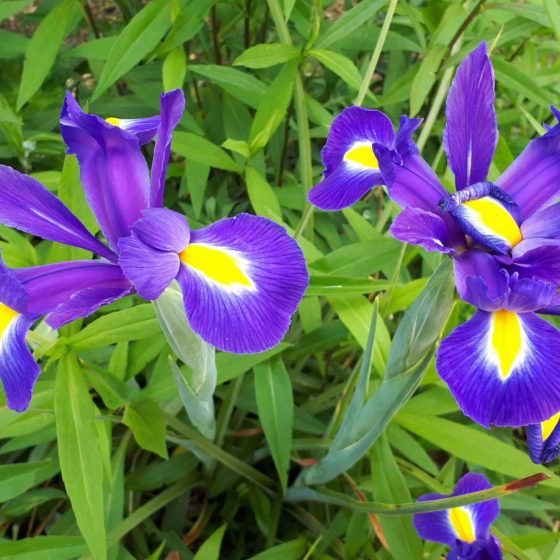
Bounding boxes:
496 122 560 219
178 214 308 353
60 110 150 251
526 414 560 464
0 165 115 261
437 310 560 427
444 42 497 189
118 235 179 300
448 536 503 560
509 239 560 284
150 89 185 207
131 208 190 253
520 202 560 239
391 207 455 253
308 165 382 211
0 315 40 412
394 115 423 157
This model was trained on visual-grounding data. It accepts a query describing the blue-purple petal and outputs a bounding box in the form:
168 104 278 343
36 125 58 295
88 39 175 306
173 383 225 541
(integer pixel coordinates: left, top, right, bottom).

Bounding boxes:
520 202 560 239
131 208 190 253
526 417 560 464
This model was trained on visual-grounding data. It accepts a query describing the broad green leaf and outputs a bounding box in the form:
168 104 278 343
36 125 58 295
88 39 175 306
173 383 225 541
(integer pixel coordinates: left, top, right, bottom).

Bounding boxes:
17 0 79 110
0 0 33 22
162 46 187 92
69 305 159 350
65 37 116 61
307 276 393 296
249 61 298 153
0 460 52 502
234 43 300 68
123 398 168 459
246 538 306 560
55 352 106 560
173 131 243 173
192 523 227 560
0 536 87 559
94 0 174 99
254 358 294 491
543 0 560 42
245 166 282 219
310 48 363 91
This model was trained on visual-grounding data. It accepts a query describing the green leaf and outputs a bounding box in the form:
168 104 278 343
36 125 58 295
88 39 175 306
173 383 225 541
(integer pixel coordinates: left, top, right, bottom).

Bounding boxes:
94 0 174 99
234 43 300 68
246 537 306 559
17 0 79 110
249 61 298 153
55 352 106 560
307 276 393 296
0 536 87 559
69 304 159 350
173 131 243 173
543 0 560 42
0 460 53 502
0 0 33 23
254 358 294 491
310 48 364 91
192 523 227 560
245 166 282 219
123 398 168 459
162 46 187 92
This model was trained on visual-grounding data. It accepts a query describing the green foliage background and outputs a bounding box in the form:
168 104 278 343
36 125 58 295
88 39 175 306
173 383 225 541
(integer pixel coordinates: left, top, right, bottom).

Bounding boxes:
0 0 559 558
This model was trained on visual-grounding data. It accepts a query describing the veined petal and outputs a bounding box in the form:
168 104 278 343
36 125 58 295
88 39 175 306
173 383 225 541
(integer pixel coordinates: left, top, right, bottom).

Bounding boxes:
509 239 560 284
414 473 499 547
444 42 497 189
150 89 185 207
391 207 455 253
447 536 503 560
520 202 560 239
60 109 150 251
437 310 560 427
526 412 560 464
0 314 39 412
497 120 560 218
131 208 190 253
0 165 115 261
177 214 308 353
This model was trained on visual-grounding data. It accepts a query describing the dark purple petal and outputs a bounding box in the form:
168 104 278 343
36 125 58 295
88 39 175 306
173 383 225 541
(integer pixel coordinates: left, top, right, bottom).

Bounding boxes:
526 415 560 464
521 202 560 239
444 42 497 189
0 165 115 261
308 165 382 211
391 207 455 253
150 89 185 207
447 536 503 560
413 493 457 546
60 110 150 251
437 310 560 427
509 239 560 284
496 122 560 218
178 214 308 353
0 315 40 412
131 208 190 252
118 235 179 300
0 270 28 315
394 115 423 157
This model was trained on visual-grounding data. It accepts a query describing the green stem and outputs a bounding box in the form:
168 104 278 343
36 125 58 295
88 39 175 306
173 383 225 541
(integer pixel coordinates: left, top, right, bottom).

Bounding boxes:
354 0 399 107
294 203 314 238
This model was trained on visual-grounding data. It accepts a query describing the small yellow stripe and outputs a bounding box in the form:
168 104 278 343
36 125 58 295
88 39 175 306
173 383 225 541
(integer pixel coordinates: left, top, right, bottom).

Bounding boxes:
106 117 121 127
491 310 522 379
0 304 18 336
179 244 252 287
344 145 378 169
462 197 522 247
449 507 476 543
542 412 560 441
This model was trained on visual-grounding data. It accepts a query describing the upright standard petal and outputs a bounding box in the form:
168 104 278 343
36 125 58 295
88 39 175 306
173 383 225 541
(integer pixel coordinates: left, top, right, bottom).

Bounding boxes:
178 214 308 353
437 309 560 427
444 42 498 189
0 165 115 261
496 122 560 218
526 412 560 464
150 89 186 207
60 110 151 251
308 107 394 211
414 473 500 548
520 202 560 239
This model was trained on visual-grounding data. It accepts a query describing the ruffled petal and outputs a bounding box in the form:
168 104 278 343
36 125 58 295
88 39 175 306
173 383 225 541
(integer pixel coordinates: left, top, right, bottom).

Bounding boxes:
131 208 190 253
60 109 150 251
437 310 560 427
0 165 115 261
150 89 185 207
447 536 503 560
444 42 497 189
0 315 39 412
508 239 560 284
526 412 560 464
496 121 560 219
177 214 308 353
391 207 455 253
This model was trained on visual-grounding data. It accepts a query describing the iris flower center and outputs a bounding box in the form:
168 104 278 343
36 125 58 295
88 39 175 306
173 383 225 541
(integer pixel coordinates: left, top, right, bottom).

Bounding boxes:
542 412 560 440
0 303 19 337
344 143 378 169
491 309 523 379
449 507 476 543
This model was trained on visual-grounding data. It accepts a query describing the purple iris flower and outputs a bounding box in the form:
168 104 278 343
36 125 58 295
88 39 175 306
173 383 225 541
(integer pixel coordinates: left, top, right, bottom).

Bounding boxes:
413 473 503 560
0 89 308 411
309 42 560 430
526 411 560 464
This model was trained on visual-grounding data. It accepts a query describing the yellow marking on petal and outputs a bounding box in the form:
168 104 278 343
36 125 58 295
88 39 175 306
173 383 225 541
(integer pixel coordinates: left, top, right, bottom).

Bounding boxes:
491 309 522 379
462 197 522 247
542 412 560 441
106 117 121 127
344 145 378 169
449 507 476 543
179 244 252 287
0 304 19 337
